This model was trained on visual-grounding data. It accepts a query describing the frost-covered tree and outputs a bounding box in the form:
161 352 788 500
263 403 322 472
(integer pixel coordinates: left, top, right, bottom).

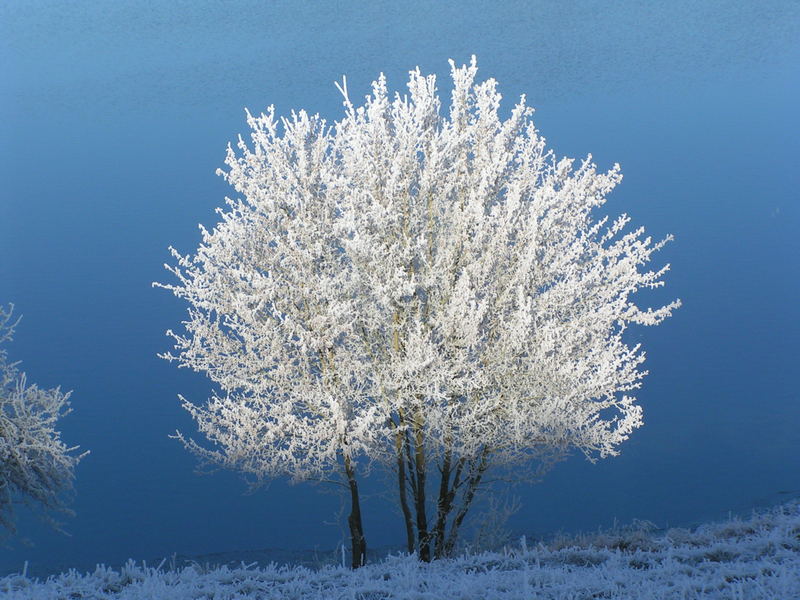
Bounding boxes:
158 56 680 564
0 305 86 537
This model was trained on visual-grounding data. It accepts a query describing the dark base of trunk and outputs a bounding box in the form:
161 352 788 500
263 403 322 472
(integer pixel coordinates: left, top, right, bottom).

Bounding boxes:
348 513 367 568
345 455 366 568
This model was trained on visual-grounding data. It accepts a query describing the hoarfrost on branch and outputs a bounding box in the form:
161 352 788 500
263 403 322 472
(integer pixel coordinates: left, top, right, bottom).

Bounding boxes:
0 305 86 536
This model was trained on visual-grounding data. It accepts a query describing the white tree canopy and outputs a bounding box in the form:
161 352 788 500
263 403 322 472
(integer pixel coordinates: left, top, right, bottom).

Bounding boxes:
0 305 86 536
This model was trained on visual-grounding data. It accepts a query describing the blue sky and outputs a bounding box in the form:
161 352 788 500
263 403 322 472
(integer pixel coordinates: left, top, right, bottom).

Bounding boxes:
1 1 798 575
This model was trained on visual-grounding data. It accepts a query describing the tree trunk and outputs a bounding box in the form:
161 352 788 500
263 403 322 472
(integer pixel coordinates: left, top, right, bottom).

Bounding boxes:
413 411 431 561
443 449 490 557
344 454 367 568
395 417 416 553
391 315 416 555
432 448 453 559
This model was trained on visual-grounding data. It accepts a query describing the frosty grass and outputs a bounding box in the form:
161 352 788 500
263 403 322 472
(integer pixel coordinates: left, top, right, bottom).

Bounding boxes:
2 501 798 599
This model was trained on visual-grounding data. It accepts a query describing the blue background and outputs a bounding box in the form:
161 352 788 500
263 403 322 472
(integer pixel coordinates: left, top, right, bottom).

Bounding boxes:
1 1 798 576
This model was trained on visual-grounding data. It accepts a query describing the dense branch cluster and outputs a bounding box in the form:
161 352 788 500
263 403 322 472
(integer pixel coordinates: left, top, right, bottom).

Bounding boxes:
0 305 85 536
158 57 680 565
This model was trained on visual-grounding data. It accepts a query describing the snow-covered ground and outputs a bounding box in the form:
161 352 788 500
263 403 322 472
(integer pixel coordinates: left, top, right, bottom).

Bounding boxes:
2 501 798 599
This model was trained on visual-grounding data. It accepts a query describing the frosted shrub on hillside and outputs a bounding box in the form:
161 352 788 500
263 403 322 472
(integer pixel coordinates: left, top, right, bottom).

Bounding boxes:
0 305 86 536
157 56 680 564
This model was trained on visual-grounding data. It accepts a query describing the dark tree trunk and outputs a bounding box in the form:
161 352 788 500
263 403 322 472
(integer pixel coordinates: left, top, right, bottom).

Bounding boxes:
395 418 416 553
432 448 453 559
344 454 367 568
443 449 490 557
395 404 493 562
413 414 431 561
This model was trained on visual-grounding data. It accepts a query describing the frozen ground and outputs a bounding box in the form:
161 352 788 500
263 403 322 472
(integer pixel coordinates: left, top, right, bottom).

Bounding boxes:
1 501 798 599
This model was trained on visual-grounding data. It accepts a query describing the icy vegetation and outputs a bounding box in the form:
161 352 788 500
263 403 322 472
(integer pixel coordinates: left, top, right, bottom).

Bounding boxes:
0 305 86 538
2 501 798 599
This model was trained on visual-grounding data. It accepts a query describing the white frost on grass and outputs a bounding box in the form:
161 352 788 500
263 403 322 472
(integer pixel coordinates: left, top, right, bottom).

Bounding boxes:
2 501 798 599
